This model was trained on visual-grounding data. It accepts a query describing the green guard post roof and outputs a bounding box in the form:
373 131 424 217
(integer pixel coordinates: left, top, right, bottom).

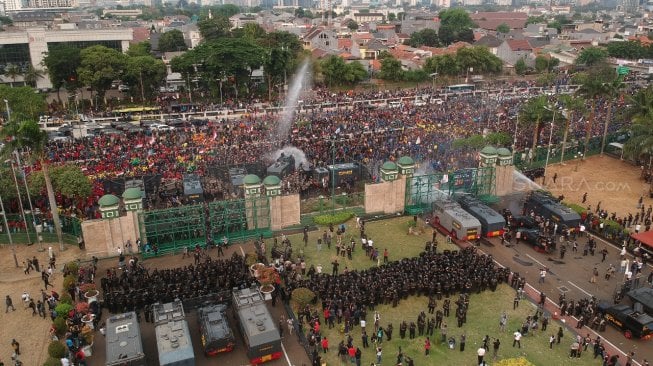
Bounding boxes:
243 174 261 185
397 156 414 165
382 161 398 170
98 194 120 207
263 175 281 186
122 187 143 200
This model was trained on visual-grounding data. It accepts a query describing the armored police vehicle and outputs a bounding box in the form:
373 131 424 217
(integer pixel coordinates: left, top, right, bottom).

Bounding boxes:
197 304 236 356
431 199 482 241
105 312 146 366
153 300 196 366
524 190 581 232
233 287 282 365
454 194 506 238
598 302 653 340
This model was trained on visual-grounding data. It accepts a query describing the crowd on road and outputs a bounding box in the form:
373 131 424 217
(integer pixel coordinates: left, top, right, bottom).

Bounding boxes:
7 79 640 225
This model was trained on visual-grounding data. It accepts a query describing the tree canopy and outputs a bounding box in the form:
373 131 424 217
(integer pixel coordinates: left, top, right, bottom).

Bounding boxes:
77 45 127 101
0 85 46 121
438 9 476 45
158 29 188 52
575 46 608 67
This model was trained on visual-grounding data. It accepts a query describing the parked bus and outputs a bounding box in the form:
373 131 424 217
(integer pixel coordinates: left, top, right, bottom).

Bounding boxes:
153 300 195 366
106 312 146 366
431 199 482 241
446 84 476 93
455 194 506 237
233 287 282 365
524 190 581 232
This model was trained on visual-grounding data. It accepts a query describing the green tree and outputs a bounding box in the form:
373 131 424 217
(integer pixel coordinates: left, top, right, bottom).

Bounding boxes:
1 121 64 251
606 41 646 60
525 15 547 26
347 19 359 31
320 55 348 86
407 28 440 47
575 46 608 67
42 44 82 103
557 94 586 163
599 76 624 154
23 66 44 88
28 164 92 199
343 61 368 84
123 55 166 101
388 13 396 21
3 63 22 87
575 64 614 158
0 85 46 121
485 132 512 146
239 23 266 41
0 165 26 202
127 41 152 57
627 85 653 120
496 23 510 34
198 16 232 41
438 8 476 45
158 29 187 52
77 45 127 105
623 116 653 165
519 95 554 161
424 54 460 76
455 46 503 74
378 56 404 81
515 58 527 75
534 55 559 73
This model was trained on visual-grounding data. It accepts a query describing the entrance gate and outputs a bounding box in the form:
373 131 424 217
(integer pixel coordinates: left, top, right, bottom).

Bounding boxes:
139 197 272 255
208 197 271 243
404 167 495 215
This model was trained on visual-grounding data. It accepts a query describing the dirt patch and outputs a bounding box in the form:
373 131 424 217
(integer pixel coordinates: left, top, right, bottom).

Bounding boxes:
0 243 86 365
544 155 651 217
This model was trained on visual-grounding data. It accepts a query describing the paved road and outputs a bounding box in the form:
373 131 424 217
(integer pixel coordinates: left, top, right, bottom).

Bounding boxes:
480 232 653 365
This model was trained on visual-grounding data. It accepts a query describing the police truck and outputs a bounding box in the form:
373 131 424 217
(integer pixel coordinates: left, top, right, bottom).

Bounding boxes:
198 304 236 357
455 194 506 238
431 199 482 241
233 287 282 365
153 300 196 366
105 312 147 366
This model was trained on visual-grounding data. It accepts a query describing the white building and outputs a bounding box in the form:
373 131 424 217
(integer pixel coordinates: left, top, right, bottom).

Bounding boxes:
0 27 133 88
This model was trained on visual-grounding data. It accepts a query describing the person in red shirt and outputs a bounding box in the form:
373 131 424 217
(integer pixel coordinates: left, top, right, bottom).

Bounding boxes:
425 337 431 355
313 320 320 333
348 345 356 362
321 337 329 353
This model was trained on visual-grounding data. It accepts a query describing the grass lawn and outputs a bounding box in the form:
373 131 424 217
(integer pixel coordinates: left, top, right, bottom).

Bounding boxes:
271 218 602 366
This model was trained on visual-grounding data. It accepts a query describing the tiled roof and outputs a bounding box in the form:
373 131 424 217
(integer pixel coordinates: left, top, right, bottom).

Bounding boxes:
506 39 532 51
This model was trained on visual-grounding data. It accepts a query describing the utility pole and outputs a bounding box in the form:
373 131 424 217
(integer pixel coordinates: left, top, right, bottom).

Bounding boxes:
0 194 18 268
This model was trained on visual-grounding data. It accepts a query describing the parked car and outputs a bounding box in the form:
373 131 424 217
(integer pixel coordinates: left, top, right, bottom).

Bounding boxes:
118 84 130 92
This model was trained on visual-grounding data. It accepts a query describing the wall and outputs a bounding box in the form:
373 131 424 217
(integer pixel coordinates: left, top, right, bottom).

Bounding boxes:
364 175 406 214
270 194 300 230
81 211 140 258
495 165 515 196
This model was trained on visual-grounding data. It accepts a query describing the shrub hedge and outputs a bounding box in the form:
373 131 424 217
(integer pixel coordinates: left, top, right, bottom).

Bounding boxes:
313 211 354 226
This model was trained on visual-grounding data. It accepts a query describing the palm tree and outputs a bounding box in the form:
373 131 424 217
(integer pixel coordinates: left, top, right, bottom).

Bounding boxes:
600 77 625 155
575 71 609 159
558 95 587 163
23 66 45 88
1 121 64 251
627 85 653 121
519 95 553 162
3 63 22 87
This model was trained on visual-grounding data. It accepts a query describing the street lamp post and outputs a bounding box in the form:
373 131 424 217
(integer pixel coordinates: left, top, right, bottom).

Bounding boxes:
14 151 41 250
543 106 560 186
8 158 32 244
430 72 438 92
0 194 19 268
3 99 10 122
574 152 584 172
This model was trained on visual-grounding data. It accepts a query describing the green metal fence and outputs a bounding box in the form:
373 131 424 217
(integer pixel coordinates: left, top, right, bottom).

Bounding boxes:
208 196 272 242
513 133 624 170
404 167 496 215
0 214 82 245
139 204 206 255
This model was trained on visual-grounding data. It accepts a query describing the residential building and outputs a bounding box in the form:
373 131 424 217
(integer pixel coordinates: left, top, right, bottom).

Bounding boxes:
496 38 533 66
474 34 502 55
302 27 338 52
354 12 384 23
